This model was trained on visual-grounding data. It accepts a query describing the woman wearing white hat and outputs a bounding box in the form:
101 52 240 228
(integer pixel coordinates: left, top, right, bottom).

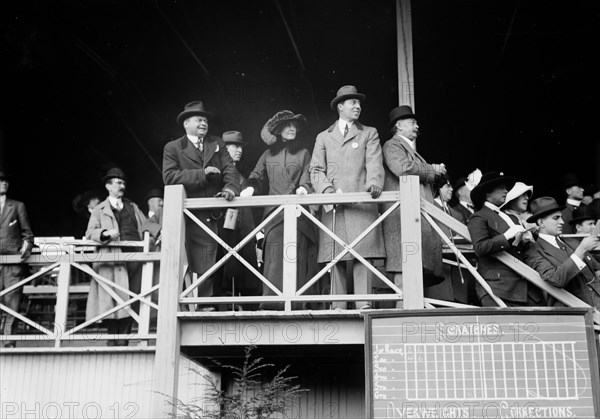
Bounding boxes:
501 182 533 223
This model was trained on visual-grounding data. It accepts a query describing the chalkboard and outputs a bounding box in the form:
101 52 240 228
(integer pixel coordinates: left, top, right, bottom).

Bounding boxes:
365 308 600 419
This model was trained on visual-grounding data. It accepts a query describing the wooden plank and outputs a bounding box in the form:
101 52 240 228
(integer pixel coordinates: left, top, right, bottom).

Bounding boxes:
399 176 424 309
138 232 153 346
1 252 161 265
282 204 298 311
185 191 401 209
397 0 415 109
52 262 71 348
23 285 90 294
151 185 186 417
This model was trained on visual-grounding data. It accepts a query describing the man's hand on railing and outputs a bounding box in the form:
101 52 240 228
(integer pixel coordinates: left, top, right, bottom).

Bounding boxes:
432 163 447 176
240 187 254 197
367 184 382 199
100 229 119 241
20 242 31 260
216 189 235 201
296 186 308 195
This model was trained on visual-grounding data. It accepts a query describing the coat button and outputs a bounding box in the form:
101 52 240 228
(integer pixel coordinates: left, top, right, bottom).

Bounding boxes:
206 218 211 222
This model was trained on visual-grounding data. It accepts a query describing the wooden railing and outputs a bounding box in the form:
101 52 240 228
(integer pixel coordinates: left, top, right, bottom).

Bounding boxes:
0 234 161 347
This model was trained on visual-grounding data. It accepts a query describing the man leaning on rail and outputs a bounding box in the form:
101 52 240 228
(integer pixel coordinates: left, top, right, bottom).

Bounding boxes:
86 167 147 346
162 101 240 311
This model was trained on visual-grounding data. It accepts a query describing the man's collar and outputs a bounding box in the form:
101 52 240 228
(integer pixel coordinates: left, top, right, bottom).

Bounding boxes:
539 233 559 248
396 134 415 149
108 196 123 207
566 198 582 208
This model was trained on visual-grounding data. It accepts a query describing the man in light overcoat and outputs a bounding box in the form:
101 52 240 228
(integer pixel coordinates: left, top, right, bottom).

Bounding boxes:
310 85 385 310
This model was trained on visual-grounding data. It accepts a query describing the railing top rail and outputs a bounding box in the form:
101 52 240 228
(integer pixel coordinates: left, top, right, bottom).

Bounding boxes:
185 190 401 209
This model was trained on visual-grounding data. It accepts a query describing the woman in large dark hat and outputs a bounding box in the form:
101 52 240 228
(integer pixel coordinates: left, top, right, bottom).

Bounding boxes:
242 110 318 310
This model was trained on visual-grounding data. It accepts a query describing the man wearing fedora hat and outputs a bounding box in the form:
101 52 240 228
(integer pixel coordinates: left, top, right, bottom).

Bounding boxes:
163 101 240 306
86 167 147 345
0 170 34 347
468 172 545 307
381 105 447 297
560 173 585 234
524 197 600 309
310 85 385 309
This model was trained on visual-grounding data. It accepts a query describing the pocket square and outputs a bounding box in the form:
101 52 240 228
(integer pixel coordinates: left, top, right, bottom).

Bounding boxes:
9 220 17 226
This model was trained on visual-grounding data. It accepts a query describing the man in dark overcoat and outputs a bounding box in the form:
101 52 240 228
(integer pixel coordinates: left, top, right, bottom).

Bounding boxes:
162 101 240 306
0 170 33 347
381 105 447 305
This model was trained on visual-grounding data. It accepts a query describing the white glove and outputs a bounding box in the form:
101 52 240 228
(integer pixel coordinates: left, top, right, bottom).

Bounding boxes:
504 225 525 240
296 186 308 195
240 187 254 197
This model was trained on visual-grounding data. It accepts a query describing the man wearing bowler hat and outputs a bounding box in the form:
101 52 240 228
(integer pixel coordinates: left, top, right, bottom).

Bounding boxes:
310 85 385 310
569 205 597 236
524 197 600 309
163 101 240 308
560 173 585 234
468 172 544 307
86 167 147 345
381 105 447 300
0 170 34 347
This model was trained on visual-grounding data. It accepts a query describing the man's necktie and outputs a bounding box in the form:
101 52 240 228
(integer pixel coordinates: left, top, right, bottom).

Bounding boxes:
197 141 203 153
343 124 349 138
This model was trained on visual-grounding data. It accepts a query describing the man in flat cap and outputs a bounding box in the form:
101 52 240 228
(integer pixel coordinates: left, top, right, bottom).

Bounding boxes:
310 85 385 310
0 170 34 347
163 102 240 308
524 197 600 309
86 167 147 345
560 173 585 234
381 105 447 302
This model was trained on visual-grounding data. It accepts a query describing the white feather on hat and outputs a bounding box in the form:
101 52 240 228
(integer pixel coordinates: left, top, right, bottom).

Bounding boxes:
465 169 482 191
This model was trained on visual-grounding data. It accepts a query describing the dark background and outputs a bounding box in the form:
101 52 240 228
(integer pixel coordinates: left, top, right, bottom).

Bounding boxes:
1 0 599 236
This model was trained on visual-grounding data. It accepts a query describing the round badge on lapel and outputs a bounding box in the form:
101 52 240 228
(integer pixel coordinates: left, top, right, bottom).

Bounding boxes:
352 142 359 149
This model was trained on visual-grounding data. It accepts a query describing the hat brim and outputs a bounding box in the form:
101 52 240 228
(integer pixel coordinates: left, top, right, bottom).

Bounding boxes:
499 186 534 209
388 113 417 129
224 139 246 146
471 176 516 209
526 205 566 223
268 114 307 135
330 93 366 111
569 215 597 225
102 175 126 183
177 110 214 125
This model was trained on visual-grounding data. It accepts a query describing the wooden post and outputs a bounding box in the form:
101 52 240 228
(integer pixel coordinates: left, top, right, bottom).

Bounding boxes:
53 262 71 348
138 231 153 346
396 0 415 110
282 204 298 311
151 185 186 418
399 176 424 309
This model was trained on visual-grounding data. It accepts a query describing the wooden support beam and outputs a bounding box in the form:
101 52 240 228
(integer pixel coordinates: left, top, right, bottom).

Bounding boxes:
151 185 186 417
396 0 415 109
282 204 298 311
399 176 424 309
52 262 71 348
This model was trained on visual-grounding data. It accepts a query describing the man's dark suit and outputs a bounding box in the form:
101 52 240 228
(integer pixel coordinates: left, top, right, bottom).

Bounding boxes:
525 237 600 309
468 205 544 305
0 198 34 335
163 135 240 276
451 202 473 225
561 202 579 234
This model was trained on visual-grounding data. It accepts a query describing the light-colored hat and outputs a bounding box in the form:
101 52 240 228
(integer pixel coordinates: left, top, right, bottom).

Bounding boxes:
500 182 533 209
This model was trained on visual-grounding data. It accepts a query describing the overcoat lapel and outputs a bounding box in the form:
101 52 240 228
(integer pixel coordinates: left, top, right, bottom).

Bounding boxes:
538 238 568 265
203 137 217 164
1 200 14 224
180 136 203 166
342 122 363 144
327 122 344 144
